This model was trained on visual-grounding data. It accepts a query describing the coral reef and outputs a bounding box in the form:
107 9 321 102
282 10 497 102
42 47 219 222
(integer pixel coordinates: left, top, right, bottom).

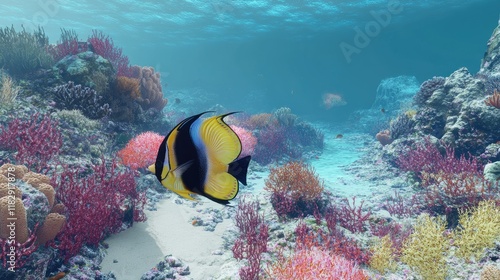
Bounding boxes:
117 131 164 170
266 247 368 279
0 72 20 106
0 26 54 77
88 30 131 77
229 125 257 158
248 108 323 164
53 81 111 119
129 65 168 111
53 159 146 260
411 68 500 156
265 161 324 218
53 51 115 91
0 164 65 276
454 200 500 261
0 113 62 172
401 214 449 280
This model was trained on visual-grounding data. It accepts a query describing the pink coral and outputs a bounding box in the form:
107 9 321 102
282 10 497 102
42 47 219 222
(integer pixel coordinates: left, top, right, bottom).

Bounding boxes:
230 125 257 158
267 247 368 279
118 132 164 170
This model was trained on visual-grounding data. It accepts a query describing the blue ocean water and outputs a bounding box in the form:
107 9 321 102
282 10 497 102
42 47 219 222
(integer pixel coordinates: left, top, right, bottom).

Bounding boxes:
1 0 498 120
2 1 500 279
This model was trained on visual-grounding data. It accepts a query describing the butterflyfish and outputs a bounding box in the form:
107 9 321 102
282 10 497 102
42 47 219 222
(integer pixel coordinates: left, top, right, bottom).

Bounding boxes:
148 112 251 205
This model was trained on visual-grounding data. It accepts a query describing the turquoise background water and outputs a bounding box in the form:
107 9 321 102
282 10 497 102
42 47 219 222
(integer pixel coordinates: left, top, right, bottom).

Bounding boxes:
1 0 499 120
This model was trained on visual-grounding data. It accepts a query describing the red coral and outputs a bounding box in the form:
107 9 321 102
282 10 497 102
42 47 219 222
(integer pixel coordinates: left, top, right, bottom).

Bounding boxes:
0 225 38 270
0 113 62 173
52 159 145 259
295 221 370 265
88 30 131 77
336 197 371 233
383 191 420 218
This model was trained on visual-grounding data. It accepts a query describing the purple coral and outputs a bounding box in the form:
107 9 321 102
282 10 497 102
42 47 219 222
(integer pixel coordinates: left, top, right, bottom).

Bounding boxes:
53 81 111 119
232 197 268 280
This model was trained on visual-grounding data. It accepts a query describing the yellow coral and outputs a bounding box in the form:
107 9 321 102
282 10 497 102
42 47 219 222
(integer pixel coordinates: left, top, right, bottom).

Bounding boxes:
481 265 500 280
454 200 500 261
369 235 397 274
401 214 449 280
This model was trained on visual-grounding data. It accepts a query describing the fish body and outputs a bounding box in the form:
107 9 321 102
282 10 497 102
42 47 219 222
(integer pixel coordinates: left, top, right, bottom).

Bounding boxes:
148 112 251 205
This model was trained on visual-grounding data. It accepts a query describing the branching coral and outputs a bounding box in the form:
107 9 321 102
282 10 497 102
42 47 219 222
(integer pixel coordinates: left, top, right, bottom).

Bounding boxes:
0 72 20 106
0 26 54 76
266 161 324 201
454 200 500 261
53 81 111 119
53 159 146 259
485 89 500 109
401 214 450 280
0 113 62 172
266 247 368 280
369 235 397 274
88 30 131 77
265 162 324 218
232 197 268 280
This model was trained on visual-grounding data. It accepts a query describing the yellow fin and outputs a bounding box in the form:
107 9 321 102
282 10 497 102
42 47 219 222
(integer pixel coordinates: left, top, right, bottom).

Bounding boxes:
204 172 239 201
199 115 241 164
168 176 196 200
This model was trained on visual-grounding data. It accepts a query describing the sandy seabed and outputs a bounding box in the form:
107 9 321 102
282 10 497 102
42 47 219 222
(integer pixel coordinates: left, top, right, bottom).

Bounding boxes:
101 198 231 280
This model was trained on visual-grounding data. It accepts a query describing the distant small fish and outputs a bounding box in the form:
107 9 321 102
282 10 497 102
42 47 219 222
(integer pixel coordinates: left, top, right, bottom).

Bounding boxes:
174 98 181 104
148 112 251 205
336 134 343 139
381 108 386 113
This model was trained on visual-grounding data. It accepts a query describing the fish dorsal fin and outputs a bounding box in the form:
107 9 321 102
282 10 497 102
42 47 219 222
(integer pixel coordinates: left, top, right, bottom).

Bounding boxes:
197 113 242 164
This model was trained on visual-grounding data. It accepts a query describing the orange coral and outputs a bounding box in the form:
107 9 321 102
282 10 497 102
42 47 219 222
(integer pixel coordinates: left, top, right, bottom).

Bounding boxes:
115 76 141 100
376 130 393 146
265 161 324 202
130 65 167 111
485 89 500 109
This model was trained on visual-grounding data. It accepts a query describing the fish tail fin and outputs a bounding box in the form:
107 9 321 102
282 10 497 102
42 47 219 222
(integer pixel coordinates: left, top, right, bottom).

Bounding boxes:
228 156 251 186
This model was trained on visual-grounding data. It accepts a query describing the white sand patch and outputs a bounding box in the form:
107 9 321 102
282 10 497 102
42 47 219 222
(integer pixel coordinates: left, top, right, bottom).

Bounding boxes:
309 127 374 198
101 198 231 280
